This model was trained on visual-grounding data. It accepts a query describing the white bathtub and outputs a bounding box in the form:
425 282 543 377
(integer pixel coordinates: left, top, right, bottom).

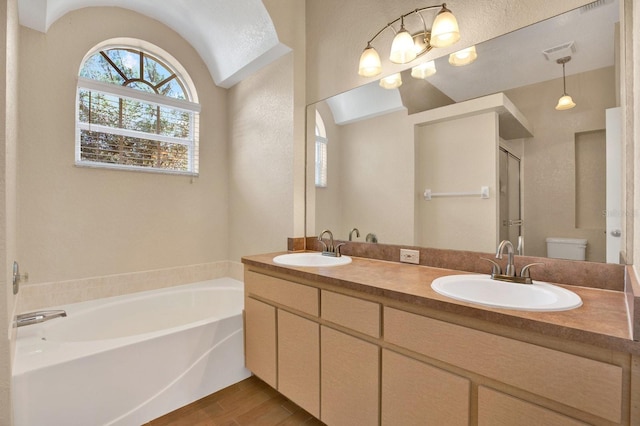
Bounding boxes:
12 278 251 426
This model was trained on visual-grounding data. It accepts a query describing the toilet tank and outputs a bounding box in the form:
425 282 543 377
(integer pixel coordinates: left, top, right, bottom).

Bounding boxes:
545 237 587 261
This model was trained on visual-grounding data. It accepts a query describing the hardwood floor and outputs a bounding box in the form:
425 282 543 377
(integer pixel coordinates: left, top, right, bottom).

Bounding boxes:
145 375 325 426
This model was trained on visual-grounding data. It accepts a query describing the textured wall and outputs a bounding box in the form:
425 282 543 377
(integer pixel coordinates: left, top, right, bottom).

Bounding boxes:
1 0 19 423
17 8 228 283
228 0 306 260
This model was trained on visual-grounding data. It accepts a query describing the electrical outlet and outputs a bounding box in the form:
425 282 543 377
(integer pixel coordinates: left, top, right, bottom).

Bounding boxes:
400 249 420 265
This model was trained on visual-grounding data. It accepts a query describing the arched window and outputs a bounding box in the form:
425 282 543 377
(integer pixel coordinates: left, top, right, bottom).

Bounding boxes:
76 45 200 175
315 110 327 188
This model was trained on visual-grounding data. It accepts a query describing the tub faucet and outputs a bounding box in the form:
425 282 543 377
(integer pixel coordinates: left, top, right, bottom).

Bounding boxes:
15 310 67 327
318 229 345 257
349 228 360 241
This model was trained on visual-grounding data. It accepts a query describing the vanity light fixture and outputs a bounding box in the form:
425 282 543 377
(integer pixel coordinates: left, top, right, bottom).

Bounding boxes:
379 73 403 89
448 45 477 66
411 60 437 79
555 56 576 110
358 3 460 77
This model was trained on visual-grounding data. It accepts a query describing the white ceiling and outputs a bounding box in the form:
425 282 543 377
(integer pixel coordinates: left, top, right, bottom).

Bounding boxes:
18 0 291 88
327 0 620 124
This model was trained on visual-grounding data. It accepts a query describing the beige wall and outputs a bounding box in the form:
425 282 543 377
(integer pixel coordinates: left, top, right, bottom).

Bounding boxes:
505 67 616 260
17 8 228 283
338 110 414 244
228 0 306 260
1 0 19 422
415 112 499 252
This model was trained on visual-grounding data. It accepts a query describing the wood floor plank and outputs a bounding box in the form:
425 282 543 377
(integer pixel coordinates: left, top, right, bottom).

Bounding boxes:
146 376 325 426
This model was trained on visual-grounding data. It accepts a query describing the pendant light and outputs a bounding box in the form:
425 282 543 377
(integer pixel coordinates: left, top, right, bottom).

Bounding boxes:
555 56 576 111
358 43 382 77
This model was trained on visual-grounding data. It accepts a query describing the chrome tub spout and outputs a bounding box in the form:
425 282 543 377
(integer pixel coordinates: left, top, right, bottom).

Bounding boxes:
16 310 67 327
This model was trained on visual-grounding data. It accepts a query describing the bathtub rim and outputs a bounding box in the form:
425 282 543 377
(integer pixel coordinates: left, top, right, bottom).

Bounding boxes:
13 278 244 376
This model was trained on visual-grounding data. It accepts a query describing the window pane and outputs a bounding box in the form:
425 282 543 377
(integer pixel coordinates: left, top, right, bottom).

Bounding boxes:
78 89 120 127
121 98 157 133
158 78 187 100
80 54 125 85
159 107 191 138
105 49 140 80
80 130 189 172
143 56 173 87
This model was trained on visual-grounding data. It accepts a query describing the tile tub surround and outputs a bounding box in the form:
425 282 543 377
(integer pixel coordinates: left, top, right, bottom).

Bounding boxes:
305 237 625 292
18 261 244 312
243 252 639 355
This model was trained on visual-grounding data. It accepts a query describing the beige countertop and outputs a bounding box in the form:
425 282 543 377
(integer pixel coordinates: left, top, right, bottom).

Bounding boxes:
242 252 639 355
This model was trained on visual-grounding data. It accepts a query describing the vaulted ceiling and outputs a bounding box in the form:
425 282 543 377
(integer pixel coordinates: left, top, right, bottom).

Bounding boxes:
18 0 290 88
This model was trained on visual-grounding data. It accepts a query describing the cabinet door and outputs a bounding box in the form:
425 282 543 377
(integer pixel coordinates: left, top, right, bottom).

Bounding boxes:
321 326 379 426
478 387 589 426
381 349 470 426
244 297 277 388
278 310 320 418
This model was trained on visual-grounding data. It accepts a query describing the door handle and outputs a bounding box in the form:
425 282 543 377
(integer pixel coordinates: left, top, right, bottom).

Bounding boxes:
610 229 621 237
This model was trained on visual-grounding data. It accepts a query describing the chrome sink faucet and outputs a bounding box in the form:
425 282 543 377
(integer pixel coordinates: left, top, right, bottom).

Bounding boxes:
483 240 544 285
496 239 516 276
318 229 345 257
349 228 360 241
15 310 67 327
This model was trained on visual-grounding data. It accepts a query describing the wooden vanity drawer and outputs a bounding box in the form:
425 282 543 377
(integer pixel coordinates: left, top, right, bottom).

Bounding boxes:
245 270 319 316
321 290 381 337
384 307 623 423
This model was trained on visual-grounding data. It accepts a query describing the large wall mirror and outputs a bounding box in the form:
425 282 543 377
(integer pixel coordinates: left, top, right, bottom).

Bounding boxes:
306 0 623 263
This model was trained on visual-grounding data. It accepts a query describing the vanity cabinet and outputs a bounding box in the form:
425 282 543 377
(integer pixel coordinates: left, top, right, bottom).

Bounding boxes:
321 326 379 426
243 265 632 426
243 270 320 417
381 348 470 426
244 296 277 388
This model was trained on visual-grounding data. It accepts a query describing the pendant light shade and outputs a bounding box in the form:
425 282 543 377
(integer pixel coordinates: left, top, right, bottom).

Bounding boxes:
389 19 417 64
358 44 382 77
555 95 576 110
411 60 437 79
448 45 477 66
379 73 402 89
555 56 576 111
430 5 460 47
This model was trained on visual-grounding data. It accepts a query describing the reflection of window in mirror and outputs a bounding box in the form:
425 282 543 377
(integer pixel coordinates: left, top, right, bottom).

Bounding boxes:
315 110 328 188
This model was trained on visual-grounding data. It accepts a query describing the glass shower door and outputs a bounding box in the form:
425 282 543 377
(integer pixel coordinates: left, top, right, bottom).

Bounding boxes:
499 148 522 254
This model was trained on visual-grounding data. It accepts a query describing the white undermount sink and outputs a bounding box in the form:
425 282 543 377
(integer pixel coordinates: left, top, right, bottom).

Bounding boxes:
431 274 582 312
273 252 352 267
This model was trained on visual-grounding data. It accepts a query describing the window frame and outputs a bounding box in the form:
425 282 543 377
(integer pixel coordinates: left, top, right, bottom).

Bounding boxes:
75 46 200 176
315 111 328 188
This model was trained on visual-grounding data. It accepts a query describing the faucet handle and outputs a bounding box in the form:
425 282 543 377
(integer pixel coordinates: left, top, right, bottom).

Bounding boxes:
335 243 346 257
481 258 502 276
520 262 545 279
